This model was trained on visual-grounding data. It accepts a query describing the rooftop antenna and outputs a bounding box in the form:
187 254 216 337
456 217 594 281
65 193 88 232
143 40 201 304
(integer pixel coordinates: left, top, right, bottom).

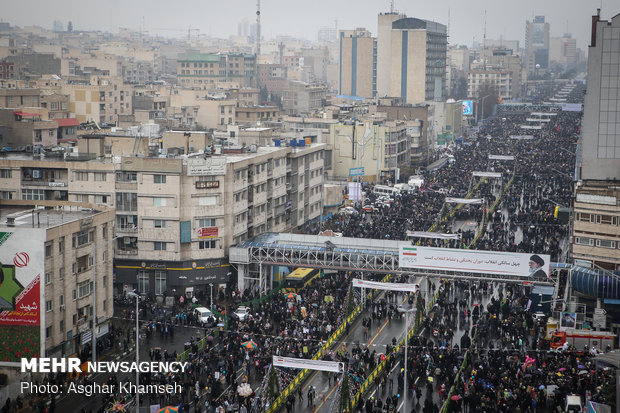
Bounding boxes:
447 7 450 40
390 0 394 13
483 9 487 70
254 0 261 88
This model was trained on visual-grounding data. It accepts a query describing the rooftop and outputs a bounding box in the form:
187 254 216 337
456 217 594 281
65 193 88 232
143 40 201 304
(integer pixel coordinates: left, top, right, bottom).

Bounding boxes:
0 205 103 230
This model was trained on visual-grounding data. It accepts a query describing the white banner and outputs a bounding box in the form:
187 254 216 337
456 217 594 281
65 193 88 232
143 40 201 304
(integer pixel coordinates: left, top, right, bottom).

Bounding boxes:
520 125 543 130
348 182 362 202
406 231 461 240
472 171 502 178
530 112 557 117
272 356 344 373
187 157 227 176
561 103 583 112
488 155 515 161
510 135 535 140
444 197 484 204
352 278 419 293
526 118 551 122
399 246 551 278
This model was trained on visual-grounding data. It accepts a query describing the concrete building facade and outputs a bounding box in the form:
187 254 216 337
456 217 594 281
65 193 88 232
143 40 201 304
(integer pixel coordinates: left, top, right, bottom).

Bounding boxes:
339 28 376 98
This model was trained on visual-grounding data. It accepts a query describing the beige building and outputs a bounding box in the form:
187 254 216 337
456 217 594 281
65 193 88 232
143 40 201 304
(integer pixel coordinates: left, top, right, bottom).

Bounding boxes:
329 120 410 182
235 106 280 125
62 75 133 124
177 53 256 89
572 184 620 271
0 88 40 109
282 81 327 116
467 70 514 99
0 141 326 295
377 12 405 97
339 28 376 99
388 18 448 104
0 109 57 148
0 199 115 358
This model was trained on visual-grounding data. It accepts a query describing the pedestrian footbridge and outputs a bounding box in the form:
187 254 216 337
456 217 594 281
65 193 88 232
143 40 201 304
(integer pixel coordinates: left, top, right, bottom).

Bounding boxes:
229 233 558 293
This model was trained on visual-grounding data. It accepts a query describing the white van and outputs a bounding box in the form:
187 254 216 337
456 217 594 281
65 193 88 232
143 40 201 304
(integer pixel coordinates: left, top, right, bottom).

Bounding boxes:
373 185 400 196
394 183 413 193
564 395 582 412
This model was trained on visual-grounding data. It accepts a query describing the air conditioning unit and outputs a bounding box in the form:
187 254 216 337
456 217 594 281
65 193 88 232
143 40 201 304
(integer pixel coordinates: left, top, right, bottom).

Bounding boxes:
60 304 65 311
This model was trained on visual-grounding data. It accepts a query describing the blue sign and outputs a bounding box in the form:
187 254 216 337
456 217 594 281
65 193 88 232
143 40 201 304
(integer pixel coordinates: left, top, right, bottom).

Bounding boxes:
462 100 473 115
349 167 365 177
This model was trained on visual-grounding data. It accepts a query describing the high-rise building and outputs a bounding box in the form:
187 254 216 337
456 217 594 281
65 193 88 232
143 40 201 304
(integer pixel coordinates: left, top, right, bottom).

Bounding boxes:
578 11 620 181
549 35 577 70
377 12 405 97
525 16 550 72
339 28 376 98
388 18 447 104
571 11 620 272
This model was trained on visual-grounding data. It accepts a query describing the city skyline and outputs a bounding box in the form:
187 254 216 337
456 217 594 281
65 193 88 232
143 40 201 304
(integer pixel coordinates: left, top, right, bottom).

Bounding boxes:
3 0 618 50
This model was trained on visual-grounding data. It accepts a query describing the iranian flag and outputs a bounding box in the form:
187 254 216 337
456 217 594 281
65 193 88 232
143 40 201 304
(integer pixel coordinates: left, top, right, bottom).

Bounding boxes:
402 247 417 256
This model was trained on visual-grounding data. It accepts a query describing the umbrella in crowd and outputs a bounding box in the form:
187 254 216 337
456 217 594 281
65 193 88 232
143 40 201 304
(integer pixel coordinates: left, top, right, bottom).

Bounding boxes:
158 407 179 413
241 340 258 349
284 291 299 300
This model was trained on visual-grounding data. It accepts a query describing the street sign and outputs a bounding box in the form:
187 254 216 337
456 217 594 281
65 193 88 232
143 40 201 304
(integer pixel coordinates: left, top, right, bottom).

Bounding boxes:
594 308 606 315
593 313 606 329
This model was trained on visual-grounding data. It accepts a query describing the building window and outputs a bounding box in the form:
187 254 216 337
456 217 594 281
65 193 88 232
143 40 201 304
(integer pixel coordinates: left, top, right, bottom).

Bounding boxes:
94 172 106 182
198 218 216 227
73 194 88 203
45 271 52 284
104 145 112 155
0 169 11 178
22 189 45 200
199 240 217 249
154 174 166 184
154 242 167 251
46 326 52 338
94 195 108 204
58 237 64 254
59 268 64 280
59 295 64 306
77 281 92 298
155 271 166 295
575 237 594 246
45 243 52 257
75 172 88 181
153 197 167 207
46 300 53 312
72 290 76 300
72 229 94 248
596 239 615 249
138 271 149 294
154 220 166 228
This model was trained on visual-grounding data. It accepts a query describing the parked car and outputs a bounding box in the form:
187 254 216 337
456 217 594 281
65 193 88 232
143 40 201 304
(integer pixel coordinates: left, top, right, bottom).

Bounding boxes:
234 306 250 322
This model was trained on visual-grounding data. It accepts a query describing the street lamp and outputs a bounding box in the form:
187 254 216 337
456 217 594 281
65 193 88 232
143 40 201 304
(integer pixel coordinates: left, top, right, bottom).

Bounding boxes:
397 305 416 412
127 290 140 413
476 94 492 124
92 235 121 364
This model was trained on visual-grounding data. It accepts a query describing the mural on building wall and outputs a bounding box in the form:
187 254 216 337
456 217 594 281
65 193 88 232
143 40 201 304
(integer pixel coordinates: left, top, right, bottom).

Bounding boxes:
0 230 44 364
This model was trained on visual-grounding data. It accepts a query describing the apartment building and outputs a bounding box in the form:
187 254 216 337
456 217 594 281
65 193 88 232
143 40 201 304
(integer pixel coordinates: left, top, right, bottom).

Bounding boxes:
0 109 57 148
571 12 620 271
467 70 514 99
177 53 256 89
281 81 327 116
62 75 133 124
235 106 280 125
0 141 326 295
0 199 115 359
329 120 410 182
339 28 376 98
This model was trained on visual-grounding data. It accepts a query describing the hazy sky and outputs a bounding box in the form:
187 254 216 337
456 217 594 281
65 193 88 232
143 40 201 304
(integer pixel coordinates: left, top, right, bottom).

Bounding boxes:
3 0 619 50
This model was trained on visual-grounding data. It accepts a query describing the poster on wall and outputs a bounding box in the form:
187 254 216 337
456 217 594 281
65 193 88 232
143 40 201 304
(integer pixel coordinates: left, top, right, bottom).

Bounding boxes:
0 230 45 365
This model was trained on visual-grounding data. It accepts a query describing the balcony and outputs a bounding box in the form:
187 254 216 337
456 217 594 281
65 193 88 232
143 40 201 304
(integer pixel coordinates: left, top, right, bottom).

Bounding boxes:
115 182 137 191
115 249 138 256
116 225 138 234
21 179 68 188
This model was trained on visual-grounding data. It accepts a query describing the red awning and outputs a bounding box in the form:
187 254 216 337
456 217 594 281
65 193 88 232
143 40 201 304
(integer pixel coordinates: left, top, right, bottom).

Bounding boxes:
14 111 41 117
56 118 79 127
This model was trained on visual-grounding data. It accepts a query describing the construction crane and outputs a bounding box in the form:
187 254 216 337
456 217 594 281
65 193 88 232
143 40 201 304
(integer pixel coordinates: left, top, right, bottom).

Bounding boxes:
152 26 199 42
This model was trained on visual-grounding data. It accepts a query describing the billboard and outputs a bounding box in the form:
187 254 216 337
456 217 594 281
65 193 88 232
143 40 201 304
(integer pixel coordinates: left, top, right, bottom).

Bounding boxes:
560 312 576 328
198 227 218 239
462 100 473 115
272 356 344 373
0 230 45 365
399 246 550 278
349 167 364 177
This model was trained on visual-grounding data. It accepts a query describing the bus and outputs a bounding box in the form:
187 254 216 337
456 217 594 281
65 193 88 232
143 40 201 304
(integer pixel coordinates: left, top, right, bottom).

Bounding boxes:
373 185 400 196
284 267 322 291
